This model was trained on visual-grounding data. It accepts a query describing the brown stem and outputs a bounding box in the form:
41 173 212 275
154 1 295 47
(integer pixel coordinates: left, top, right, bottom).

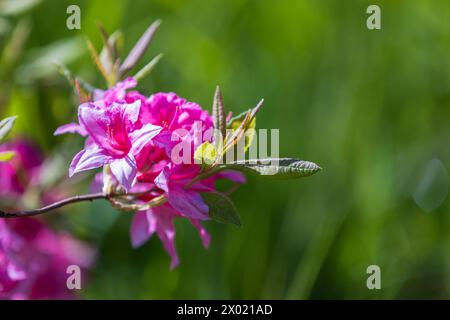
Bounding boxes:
0 192 108 218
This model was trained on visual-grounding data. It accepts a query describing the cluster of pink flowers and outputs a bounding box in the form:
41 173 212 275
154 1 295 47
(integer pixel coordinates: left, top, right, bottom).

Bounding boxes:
56 78 245 268
0 140 95 299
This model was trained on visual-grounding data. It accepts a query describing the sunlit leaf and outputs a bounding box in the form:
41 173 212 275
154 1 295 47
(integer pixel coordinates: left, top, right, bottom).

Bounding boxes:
194 141 217 165
222 158 321 179
0 115 17 143
0 151 15 162
212 86 226 138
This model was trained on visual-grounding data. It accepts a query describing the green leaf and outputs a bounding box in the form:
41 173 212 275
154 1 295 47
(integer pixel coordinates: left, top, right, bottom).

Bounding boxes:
0 151 15 162
54 62 96 94
0 115 17 143
0 18 31 77
223 158 322 179
223 99 263 154
16 37 85 83
87 39 111 85
212 86 226 138
194 141 217 165
133 53 163 82
0 0 43 16
119 19 161 77
228 114 256 152
98 23 116 76
201 192 241 227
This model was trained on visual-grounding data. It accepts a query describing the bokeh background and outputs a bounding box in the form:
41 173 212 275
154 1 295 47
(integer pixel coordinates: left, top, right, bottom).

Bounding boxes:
1 0 450 299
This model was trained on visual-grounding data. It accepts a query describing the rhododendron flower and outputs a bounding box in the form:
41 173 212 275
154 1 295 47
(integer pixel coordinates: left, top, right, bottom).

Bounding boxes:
0 218 94 299
54 78 250 266
67 101 162 191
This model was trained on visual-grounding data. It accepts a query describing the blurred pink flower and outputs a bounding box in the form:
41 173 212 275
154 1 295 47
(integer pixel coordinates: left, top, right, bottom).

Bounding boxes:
0 139 95 299
0 218 95 300
0 139 43 198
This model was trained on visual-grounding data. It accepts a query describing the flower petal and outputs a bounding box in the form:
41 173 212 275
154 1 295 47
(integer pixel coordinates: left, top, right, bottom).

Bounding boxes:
54 123 87 136
129 123 162 155
78 103 112 150
110 154 137 191
190 219 211 248
69 146 111 177
168 187 209 220
148 206 179 269
130 211 154 248
154 166 170 192
217 170 247 184
121 100 141 124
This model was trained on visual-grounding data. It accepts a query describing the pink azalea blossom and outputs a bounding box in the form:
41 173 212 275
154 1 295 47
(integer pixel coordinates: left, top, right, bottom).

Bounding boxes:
55 78 245 267
68 101 162 191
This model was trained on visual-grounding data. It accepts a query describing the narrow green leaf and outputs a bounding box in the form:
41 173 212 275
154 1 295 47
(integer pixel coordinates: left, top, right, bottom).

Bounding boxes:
119 19 161 77
223 158 322 179
0 115 17 143
201 192 241 227
0 18 31 77
212 86 226 138
133 53 163 82
98 23 116 75
0 0 42 16
54 62 96 93
0 151 15 162
87 39 111 85
223 99 263 154
16 37 85 83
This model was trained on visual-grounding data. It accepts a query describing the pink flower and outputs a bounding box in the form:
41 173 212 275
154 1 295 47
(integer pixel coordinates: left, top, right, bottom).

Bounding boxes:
55 78 245 267
0 139 43 198
130 205 210 269
68 101 162 191
0 218 95 300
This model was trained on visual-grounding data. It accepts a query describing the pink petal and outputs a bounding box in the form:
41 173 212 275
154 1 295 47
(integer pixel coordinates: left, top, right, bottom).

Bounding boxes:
78 103 112 151
217 170 247 184
69 146 111 177
148 207 179 269
129 123 162 155
7 263 27 281
110 154 137 191
54 123 87 136
190 219 211 248
154 167 169 192
121 100 141 124
130 211 154 248
168 187 209 220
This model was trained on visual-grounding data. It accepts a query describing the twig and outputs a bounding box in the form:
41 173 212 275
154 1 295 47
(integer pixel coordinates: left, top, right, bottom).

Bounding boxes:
0 192 108 218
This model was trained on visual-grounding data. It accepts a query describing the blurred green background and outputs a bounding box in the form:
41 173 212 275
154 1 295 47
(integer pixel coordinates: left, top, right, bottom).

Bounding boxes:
1 0 450 299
